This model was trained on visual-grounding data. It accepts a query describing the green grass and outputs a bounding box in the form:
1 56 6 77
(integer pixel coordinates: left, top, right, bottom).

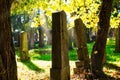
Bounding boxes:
87 42 94 54
16 38 120 62
29 45 51 61
16 39 120 79
106 38 120 62
69 49 77 60
29 47 78 61
31 53 51 61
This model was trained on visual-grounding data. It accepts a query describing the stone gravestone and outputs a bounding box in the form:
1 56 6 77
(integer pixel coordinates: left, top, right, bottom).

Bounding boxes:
74 18 89 74
13 30 20 47
50 11 70 80
20 31 30 60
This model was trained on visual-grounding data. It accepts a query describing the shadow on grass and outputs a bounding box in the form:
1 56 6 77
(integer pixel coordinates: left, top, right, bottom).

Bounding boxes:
91 71 119 80
103 63 120 80
21 60 45 72
104 63 120 72
98 73 118 80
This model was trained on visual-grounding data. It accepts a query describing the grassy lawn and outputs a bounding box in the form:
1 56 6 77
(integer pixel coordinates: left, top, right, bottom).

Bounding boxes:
16 38 120 80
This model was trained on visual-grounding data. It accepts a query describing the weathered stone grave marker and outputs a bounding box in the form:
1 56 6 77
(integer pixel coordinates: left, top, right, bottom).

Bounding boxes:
20 31 30 60
13 30 20 47
74 18 89 74
50 11 70 80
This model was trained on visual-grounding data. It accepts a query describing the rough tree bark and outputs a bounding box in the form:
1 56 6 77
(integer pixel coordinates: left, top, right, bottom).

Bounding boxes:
0 0 17 80
91 0 113 78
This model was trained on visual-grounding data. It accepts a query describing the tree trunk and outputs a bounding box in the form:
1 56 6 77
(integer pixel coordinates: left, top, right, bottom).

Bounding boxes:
91 0 113 78
28 28 35 49
115 27 120 53
0 0 17 80
46 29 52 45
68 28 73 50
38 26 44 48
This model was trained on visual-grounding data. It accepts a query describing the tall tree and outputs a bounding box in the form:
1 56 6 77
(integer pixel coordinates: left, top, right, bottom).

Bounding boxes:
91 0 113 78
0 0 17 80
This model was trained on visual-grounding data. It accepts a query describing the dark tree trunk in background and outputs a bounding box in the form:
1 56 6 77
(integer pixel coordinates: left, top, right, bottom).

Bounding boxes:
115 26 120 53
38 26 44 48
47 29 52 45
91 0 113 78
0 0 18 80
68 28 73 50
28 28 35 49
